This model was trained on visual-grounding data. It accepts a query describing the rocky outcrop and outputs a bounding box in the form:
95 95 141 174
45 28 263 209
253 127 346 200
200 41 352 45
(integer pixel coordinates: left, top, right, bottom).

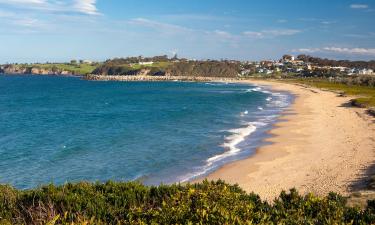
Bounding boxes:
367 108 375 117
1 65 75 76
2 65 30 74
350 99 367 108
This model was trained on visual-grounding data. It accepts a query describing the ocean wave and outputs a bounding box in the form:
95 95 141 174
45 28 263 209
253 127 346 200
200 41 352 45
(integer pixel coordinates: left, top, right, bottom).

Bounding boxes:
207 122 259 164
178 120 266 183
204 82 229 86
178 85 293 184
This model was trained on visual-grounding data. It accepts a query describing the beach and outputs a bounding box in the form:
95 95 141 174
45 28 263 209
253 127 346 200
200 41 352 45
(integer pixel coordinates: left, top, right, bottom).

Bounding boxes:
202 79 375 201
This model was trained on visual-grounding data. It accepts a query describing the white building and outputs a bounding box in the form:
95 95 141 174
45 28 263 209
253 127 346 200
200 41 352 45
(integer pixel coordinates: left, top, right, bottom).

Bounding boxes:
331 66 347 72
139 61 154 65
358 68 374 75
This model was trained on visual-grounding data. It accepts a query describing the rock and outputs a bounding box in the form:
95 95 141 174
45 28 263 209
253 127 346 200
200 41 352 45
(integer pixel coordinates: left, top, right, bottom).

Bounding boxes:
350 99 366 108
367 108 375 117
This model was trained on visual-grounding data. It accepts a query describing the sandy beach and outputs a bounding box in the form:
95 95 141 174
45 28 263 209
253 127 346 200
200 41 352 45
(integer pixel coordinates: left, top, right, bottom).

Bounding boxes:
202 79 375 201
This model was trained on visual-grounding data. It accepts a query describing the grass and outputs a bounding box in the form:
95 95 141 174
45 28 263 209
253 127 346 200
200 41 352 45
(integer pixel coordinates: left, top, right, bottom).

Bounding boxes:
34 63 98 75
289 79 375 107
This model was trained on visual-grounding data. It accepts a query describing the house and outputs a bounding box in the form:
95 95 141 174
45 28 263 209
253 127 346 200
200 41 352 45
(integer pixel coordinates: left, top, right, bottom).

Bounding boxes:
331 66 347 72
306 64 312 70
241 69 252 76
139 61 154 65
282 55 295 62
358 68 374 75
347 68 357 76
82 60 93 64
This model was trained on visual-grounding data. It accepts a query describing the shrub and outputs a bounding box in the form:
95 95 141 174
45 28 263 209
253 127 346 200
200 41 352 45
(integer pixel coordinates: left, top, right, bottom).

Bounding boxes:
0 180 374 224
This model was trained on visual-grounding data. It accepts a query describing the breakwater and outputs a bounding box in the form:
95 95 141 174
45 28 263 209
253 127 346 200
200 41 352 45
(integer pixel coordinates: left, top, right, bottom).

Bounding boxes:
85 74 240 82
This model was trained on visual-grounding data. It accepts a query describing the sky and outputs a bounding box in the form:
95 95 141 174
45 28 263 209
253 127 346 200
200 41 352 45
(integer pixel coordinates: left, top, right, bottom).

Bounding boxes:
0 0 374 63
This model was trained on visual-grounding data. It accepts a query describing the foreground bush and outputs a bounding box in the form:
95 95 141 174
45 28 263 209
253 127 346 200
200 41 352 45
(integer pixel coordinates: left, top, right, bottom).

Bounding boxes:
0 180 374 224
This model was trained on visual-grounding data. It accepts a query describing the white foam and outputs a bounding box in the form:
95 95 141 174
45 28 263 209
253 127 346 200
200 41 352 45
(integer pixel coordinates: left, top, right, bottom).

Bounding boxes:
240 110 249 117
178 121 261 183
207 123 257 163
257 106 264 110
266 97 272 101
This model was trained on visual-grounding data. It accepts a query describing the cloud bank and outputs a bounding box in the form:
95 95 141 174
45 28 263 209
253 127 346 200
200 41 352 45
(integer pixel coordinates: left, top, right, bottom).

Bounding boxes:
293 47 375 56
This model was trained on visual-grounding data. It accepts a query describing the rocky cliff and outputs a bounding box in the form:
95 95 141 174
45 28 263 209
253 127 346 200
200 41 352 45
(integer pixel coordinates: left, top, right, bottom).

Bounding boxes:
1 65 77 76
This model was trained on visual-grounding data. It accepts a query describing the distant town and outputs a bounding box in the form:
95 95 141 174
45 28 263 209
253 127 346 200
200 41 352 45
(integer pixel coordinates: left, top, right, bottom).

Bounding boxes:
240 54 375 77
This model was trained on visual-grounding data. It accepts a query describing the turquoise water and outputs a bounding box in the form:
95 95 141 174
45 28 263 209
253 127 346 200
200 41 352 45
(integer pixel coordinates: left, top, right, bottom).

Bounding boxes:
0 75 292 189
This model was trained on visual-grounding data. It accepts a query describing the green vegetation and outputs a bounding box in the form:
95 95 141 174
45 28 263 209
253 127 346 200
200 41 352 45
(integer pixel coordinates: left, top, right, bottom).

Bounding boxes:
290 79 375 107
34 63 98 75
166 61 240 78
1 180 375 224
92 59 172 76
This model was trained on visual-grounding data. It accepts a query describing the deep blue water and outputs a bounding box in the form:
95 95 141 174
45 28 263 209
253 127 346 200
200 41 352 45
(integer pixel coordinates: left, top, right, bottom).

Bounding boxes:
0 75 293 189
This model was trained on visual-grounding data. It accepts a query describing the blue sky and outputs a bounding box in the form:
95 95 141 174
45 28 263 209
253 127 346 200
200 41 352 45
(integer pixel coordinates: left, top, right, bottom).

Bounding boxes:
0 0 374 63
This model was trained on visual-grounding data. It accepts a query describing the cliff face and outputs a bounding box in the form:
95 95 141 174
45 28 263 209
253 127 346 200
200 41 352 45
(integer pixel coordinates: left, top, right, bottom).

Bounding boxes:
1 65 76 76
2 65 30 74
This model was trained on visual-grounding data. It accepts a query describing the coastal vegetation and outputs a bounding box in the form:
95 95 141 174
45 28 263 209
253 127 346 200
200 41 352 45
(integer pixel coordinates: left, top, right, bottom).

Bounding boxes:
92 58 172 76
91 58 241 77
289 78 375 107
1 180 375 224
166 61 240 77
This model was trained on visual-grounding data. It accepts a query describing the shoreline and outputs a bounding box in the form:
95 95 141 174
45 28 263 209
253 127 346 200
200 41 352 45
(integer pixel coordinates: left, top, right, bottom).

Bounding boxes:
197 79 375 200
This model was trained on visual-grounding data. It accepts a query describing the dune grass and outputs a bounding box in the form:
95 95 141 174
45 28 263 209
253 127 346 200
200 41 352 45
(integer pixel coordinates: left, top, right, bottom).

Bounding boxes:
291 79 375 107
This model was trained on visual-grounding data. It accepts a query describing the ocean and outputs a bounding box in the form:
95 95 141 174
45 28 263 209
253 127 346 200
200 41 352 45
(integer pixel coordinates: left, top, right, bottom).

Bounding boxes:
0 75 293 189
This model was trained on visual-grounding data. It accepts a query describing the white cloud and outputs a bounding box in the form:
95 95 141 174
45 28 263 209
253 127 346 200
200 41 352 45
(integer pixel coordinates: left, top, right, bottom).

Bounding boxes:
212 30 234 39
243 29 300 39
243 31 264 38
73 0 98 15
0 0 100 15
0 0 46 5
350 4 368 9
323 47 375 55
293 47 375 56
128 18 192 33
12 18 44 27
293 48 320 53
